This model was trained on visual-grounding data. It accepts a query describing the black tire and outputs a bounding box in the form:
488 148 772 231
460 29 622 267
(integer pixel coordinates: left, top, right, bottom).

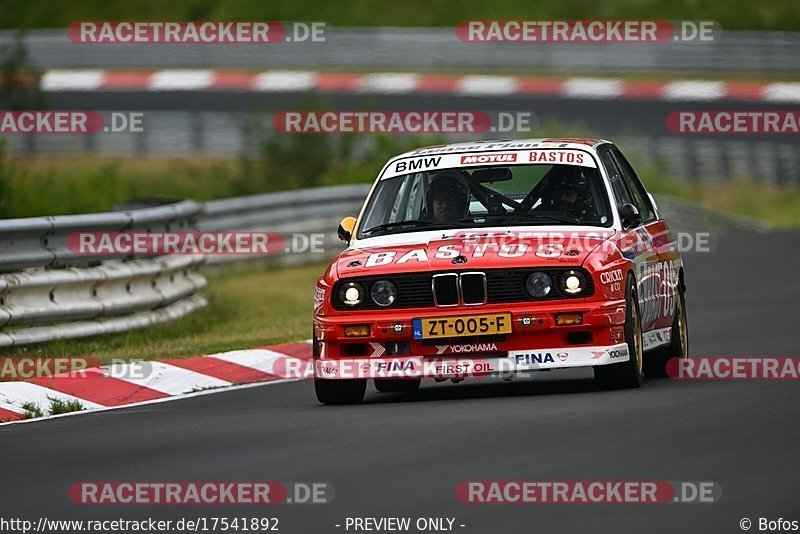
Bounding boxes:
594 274 644 389
312 328 366 405
374 378 421 393
644 275 688 378
314 378 367 405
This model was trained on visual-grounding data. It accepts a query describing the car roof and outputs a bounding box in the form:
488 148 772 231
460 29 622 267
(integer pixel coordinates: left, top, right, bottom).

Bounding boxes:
395 137 613 158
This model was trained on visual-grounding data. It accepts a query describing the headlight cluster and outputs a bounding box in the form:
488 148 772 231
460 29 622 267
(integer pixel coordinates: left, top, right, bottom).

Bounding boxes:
338 280 398 308
525 270 588 298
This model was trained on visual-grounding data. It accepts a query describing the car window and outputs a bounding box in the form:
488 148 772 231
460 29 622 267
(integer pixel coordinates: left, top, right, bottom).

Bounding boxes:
611 148 656 222
599 150 633 209
358 161 613 238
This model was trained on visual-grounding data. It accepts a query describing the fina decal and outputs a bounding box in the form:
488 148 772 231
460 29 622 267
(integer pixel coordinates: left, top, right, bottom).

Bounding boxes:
514 353 556 365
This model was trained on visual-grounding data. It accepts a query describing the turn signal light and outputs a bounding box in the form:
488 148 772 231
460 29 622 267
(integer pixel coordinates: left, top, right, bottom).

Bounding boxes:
555 313 583 326
610 326 625 343
344 325 370 337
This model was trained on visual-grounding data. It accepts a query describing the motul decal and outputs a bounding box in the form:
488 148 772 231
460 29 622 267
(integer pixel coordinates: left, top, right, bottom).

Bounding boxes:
460 153 517 164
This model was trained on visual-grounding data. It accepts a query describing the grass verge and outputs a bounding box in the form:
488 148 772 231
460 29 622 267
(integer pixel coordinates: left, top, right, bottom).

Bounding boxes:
644 174 800 229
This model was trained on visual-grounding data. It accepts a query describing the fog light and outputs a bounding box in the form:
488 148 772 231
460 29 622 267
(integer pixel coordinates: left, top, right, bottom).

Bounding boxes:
344 325 370 337
555 313 583 326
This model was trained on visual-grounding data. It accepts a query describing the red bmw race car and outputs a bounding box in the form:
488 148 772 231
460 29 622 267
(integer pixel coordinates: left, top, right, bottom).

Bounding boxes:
312 138 688 404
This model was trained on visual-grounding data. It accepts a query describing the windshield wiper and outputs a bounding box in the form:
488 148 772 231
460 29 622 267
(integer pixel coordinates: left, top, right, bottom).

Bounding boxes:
466 212 582 225
362 219 445 236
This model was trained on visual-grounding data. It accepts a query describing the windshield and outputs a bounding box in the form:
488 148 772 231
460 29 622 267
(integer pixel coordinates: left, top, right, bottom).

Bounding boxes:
358 162 613 238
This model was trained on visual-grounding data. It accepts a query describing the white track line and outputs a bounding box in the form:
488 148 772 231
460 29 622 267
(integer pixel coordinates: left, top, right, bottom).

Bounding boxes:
360 73 420 93
563 78 623 99
253 70 317 91
0 382 104 410
662 80 726 101
209 348 302 375
457 75 519 95
763 82 800 102
149 70 214 91
0 400 27 415
108 361 230 395
41 69 105 91
0 378 301 428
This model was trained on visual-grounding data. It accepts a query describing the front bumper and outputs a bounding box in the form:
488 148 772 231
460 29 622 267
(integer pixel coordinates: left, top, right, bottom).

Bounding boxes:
315 342 630 380
314 299 628 380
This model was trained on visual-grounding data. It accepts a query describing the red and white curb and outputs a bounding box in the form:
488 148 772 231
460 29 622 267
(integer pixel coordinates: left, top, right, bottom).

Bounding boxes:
39 69 800 103
0 342 312 425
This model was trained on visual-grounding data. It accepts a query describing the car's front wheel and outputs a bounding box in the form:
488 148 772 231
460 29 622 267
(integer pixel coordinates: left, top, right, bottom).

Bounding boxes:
594 274 644 389
314 378 367 405
312 328 366 405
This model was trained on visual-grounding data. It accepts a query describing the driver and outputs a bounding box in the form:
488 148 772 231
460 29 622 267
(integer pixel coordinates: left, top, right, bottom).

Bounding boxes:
541 166 591 219
425 171 470 223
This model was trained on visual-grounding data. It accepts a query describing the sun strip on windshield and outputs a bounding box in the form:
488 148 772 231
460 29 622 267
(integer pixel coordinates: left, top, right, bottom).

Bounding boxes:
381 148 598 180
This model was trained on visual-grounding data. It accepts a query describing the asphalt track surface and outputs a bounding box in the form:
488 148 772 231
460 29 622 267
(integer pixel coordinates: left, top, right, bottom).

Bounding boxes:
1 230 799 533
47 91 800 140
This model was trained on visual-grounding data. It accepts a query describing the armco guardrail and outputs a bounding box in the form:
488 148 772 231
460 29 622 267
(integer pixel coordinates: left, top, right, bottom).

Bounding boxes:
0 185 367 348
2 28 799 73
0 200 203 271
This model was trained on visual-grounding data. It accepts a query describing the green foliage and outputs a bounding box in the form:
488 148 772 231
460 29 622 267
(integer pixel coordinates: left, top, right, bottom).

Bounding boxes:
47 397 85 415
1 0 798 31
20 401 43 419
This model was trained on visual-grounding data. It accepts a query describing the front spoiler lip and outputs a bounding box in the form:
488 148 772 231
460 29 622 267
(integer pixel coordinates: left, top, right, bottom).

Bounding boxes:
315 343 630 380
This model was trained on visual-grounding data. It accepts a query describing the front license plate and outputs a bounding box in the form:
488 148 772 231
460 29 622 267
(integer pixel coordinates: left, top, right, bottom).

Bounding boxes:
413 313 512 340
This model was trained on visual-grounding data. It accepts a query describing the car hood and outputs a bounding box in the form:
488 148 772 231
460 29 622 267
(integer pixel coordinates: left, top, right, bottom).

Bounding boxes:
336 228 615 278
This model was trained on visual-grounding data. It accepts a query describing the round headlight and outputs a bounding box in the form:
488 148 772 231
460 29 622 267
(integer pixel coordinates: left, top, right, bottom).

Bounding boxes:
525 272 553 298
338 281 365 307
561 270 586 295
370 280 398 307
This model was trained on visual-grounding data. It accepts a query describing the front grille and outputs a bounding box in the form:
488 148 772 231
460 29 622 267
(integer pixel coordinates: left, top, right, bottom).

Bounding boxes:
433 274 459 306
460 272 487 305
331 268 594 310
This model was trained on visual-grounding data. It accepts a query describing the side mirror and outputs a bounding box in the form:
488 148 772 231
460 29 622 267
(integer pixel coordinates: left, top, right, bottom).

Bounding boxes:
619 203 642 230
337 216 357 243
